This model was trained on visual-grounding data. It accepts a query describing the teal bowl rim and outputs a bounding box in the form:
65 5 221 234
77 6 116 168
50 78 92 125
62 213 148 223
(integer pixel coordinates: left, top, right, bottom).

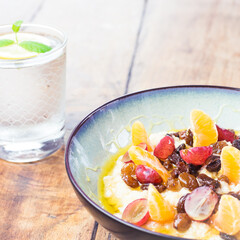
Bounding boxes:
65 85 240 240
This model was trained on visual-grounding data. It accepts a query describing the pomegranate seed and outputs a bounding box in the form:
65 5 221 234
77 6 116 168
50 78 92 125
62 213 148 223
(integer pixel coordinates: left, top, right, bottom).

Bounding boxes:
180 146 212 165
154 136 175 159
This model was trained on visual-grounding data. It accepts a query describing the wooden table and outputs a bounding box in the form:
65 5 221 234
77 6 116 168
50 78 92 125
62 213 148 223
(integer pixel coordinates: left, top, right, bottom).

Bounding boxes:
1 0 240 239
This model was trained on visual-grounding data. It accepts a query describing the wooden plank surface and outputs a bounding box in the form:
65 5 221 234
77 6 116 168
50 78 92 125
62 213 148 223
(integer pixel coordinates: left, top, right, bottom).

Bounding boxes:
128 0 240 92
1 0 240 239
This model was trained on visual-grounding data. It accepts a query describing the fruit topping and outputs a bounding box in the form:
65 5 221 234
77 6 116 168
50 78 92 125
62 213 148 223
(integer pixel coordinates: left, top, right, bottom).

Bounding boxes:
228 192 240 201
137 142 148 150
166 177 181 191
179 129 193 146
188 164 202 176
212 141 228 154
147 184 175 222
190 109 218 147
121 162 139 188
184 186 219 221
233 139 240 150
131 121 153 151
177 194 189 213
176 143 186 153
216 125 236 143
122 198 149 226
173 213 191 232
220 146 240 184
154 136 175 159
128 146 170 182
218 175 229 184
212 194 240 235
206 155 221 172
136 165 162 184
197 173 220 190
140 183 166 193
163 159 173 171
168 151 182 165
180 146 212 165
171 168 180 178
220 232 237 240
178 172 199 191
121 151 131 163
176 161 189 173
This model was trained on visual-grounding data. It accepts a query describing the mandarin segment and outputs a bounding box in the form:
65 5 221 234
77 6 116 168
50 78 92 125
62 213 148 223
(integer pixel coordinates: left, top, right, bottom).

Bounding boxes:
212 194 240 235
148 184 175 223
220 146 240 184
128 146 170 182
190 109 218 147
131 121 153 151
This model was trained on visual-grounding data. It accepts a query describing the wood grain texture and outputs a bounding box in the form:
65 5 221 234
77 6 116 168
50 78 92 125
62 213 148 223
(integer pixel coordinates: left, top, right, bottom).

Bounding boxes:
0 0 143 239
32 0 144 130
0 147 95 240
128 0 240 92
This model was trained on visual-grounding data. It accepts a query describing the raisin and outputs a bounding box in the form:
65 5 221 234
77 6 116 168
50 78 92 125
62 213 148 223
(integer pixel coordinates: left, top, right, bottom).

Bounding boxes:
177 161 189 173
228 192 240 200
174 213 191 232
188 164 202 176
171 168 180 178
155 183 167 193
121 162 139 188
197 173 220 190
140 183 166 193
140 183 149 191
220 232 237 240
168 151 182 165
177 194 189 213
163 159 173 171
233 139 240 150
212 141 228 154
176 144 186 153
206 155 221 172
166 177 181 191
179 172 199 191
179 129 193 146
169 132 180 138
218 175 230 184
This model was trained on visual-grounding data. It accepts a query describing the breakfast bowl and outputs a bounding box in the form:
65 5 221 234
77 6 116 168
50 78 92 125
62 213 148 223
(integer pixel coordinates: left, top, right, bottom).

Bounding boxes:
65 85 240 240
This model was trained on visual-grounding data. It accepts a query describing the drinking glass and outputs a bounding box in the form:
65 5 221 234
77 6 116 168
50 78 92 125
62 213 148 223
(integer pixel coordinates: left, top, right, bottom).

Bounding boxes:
0 24 67 162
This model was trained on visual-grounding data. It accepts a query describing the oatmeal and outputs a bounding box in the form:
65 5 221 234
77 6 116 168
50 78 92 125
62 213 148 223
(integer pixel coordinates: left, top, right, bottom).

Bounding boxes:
100 109 240 239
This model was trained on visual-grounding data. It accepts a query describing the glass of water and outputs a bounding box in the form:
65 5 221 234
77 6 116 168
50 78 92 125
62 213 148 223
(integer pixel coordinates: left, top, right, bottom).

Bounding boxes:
0 24 67 162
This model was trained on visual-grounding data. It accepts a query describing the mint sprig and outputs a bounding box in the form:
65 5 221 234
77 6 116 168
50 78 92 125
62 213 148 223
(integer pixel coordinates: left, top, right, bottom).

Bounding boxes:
0 20 52 54
0 39 14 47
19 41 52 53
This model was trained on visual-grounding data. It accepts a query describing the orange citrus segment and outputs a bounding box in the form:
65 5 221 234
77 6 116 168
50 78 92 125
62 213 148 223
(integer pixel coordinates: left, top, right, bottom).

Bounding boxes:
190 109 218 147
212 194 240 235
128 146 170 183
148 184 175 223
131 121 153 152
220 146 240 184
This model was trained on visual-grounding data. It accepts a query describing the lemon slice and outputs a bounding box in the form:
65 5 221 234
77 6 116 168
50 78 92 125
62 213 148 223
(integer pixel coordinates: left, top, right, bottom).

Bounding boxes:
0 33 52 60
0 43 37 59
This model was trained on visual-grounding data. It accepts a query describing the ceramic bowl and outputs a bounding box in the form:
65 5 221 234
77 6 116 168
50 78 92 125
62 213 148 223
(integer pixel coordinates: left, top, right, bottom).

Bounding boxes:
65 85 240 240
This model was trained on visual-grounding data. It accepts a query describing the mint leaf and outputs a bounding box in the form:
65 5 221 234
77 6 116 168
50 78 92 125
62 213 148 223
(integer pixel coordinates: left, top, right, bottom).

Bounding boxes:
0 39 14 47
12 20 23 33
19 41 52 53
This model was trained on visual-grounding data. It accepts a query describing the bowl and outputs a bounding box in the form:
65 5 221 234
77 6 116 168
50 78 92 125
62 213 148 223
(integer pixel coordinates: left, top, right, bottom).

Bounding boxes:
65 85 240 240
